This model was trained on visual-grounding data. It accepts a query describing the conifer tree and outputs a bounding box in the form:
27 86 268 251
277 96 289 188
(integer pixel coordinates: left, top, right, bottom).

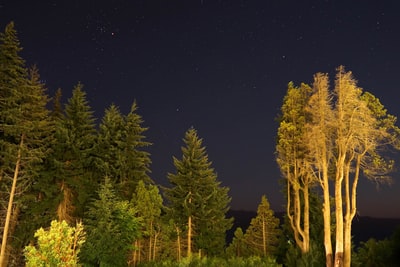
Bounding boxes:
0 22 54 266
55 84 97 221
243 195 281 258
164 128 233 258
122 102 152 197
96 102 152 200
226 227 247 257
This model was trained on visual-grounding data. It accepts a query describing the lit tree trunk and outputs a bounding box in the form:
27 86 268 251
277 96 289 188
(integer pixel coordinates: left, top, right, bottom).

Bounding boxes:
286 167 310 254
132 240 139 266
0 135 24 267
344 155 361 267
262 215 267 256
176 226 181 261
187 215 192 258
303 183 310 253
153 230 159 261
334 154 345 267
322 163 333 267
148 221 153 261
187 192 192 258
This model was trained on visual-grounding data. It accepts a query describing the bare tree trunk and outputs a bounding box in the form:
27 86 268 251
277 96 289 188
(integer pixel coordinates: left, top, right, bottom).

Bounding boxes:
344 156 361 267
176 226 181 261
153 231 159 261
322 166 333 267
303 184 310 253
187 215 192 258
262 215 266 256
132 240 138 266
334 160 345 267
148 221 153 261
0 135 24 267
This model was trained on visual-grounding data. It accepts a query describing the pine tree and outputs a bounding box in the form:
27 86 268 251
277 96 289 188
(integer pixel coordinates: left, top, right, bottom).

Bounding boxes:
243 195 281 258
0 23 54 266
96 104 126 183
96 102 152 200
226 227 247 257
164 128 233 258
55 84 97 221
122 102 152 197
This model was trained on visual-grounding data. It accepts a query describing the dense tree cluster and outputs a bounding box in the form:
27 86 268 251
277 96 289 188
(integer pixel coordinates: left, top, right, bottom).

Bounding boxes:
277 68 400 267
0 22 282 266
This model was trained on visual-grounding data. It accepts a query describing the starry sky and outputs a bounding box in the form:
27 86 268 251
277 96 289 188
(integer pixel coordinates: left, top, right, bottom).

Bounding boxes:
1 0 400 218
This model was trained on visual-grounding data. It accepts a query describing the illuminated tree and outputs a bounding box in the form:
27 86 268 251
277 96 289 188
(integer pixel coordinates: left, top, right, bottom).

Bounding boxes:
276 82 313 255
277 66 400 267
24 220 85 267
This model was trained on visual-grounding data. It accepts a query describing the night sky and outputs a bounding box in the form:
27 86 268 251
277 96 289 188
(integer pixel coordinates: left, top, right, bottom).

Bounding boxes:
1 0 400 218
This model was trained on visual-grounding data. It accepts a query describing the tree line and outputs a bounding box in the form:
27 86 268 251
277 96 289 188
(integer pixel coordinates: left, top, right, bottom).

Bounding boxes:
0 22 281 266
1 21 400 266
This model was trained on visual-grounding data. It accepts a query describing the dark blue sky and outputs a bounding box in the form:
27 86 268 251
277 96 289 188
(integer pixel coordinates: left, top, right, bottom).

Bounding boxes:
1 0 400 217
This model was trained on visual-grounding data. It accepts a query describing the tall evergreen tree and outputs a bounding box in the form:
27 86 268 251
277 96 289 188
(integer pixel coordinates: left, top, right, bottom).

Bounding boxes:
96 102 152 200
55 84 97 221
0 23 54 266
164 128 233 257
122 102 152 197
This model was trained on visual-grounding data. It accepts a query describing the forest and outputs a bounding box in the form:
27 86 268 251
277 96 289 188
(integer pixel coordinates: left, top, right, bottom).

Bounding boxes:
1 21 400 267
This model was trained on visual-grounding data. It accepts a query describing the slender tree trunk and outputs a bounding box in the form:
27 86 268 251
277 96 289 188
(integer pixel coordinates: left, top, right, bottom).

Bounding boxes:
148 221 153 261
176 226 181 261
262 215 266 256
153 231 159 261
344 156 361 267
187 215 192 258
0 135 24 267
322 162 333 267
334 159 345 267
303 183 310 253
344 163 351 267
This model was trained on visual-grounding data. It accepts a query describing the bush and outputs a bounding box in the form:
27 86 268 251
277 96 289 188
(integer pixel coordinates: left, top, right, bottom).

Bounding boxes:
24 220 85 267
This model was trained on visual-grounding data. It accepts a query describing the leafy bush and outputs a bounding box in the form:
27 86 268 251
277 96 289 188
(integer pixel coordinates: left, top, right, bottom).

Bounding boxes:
24 220 85 267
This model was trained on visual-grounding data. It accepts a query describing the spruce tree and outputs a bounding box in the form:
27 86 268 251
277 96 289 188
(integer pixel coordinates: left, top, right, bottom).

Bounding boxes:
96 102 152 200
0 23 54 265
122 102 152 197
243 195 281 258
55 84 97 221
164 128 233 257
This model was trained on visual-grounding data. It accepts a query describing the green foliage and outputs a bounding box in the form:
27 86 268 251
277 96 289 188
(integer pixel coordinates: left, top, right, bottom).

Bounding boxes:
284 241 325 267
352 226 400 267
96 102 152 200
24 220 85 267
80 177 141 267
164 128 233 257
242 195 281 257
226 227 246 258
136 256 281 267
131 180 164 262
0 22 56 265
56 84 98 219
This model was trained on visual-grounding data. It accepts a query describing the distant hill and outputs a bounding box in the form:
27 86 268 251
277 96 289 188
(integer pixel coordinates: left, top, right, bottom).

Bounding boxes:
226 209 400 246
